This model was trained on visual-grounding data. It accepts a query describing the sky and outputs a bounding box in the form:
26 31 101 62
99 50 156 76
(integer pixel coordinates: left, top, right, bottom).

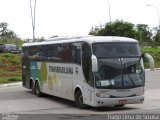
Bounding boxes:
0 0 160 39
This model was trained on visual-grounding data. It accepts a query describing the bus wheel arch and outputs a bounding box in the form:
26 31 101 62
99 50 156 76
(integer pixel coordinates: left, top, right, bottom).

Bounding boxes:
74 87 86 109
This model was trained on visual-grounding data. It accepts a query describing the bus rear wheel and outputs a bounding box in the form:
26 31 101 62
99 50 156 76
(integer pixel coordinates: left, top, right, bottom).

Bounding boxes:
31 80 35 94
75 90 86 109
35 82 42 97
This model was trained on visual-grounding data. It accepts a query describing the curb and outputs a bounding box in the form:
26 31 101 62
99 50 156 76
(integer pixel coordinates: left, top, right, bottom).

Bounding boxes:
145 68 160 71
0 82 22 88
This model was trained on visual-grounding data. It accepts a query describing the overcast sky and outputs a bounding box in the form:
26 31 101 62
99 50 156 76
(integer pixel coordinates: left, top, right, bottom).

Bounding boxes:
0 0 160 39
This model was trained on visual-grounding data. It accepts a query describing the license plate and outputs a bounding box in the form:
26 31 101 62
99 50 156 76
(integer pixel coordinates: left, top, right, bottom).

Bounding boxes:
119 100 128 104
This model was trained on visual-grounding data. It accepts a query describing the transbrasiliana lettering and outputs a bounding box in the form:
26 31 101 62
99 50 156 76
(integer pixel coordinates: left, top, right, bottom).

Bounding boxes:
49 66 73 74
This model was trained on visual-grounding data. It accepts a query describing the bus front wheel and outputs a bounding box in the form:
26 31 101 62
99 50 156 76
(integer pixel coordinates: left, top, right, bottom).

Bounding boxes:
75 90 86 109
114 104 125 107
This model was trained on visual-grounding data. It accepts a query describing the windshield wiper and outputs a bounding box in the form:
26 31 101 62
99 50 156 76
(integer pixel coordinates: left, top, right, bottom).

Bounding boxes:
138 54 144 63
123 62 135 86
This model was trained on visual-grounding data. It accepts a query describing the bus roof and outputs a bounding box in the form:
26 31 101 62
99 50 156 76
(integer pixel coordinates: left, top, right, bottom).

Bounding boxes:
22 36 139 47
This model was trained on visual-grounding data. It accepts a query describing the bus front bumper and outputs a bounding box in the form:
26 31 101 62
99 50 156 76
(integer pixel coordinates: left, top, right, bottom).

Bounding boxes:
94 95 144 107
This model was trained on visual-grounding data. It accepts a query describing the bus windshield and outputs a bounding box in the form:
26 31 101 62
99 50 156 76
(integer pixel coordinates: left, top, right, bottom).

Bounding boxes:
92 43 144 89
93 43 141 58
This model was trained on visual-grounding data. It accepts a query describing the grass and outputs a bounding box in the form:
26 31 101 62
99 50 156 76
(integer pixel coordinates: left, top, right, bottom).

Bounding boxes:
0 53 21 84
141 48 160 68
0 37 23 84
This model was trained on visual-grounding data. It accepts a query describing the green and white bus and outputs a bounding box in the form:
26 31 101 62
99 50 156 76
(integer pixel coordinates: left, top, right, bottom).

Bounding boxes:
22 36 154 108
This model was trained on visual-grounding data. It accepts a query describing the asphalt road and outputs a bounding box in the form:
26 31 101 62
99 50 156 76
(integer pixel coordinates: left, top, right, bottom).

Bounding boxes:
0 70 160 120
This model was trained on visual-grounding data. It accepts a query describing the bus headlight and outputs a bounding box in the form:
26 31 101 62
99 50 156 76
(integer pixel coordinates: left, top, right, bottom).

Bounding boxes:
96 93 110 98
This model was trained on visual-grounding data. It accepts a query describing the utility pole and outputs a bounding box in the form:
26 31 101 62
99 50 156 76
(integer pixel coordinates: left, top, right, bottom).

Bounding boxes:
147 4 160 42
107 0 112 24
30 0 37 42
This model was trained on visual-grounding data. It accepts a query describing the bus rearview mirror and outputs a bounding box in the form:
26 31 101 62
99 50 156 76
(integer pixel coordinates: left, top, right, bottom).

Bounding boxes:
91 55 98 72
144 53 154 71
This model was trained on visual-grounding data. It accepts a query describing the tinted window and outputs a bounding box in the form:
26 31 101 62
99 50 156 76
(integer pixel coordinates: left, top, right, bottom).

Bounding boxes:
45 44 62 62
82 43 93 86
71 43 81 64
60 43 72 62
93 43 141 58
23 42 82 64
5 44 17 50
28 46 43 60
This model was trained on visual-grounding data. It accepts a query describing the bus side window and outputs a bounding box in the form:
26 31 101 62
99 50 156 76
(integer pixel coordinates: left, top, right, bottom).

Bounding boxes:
28 46 38 60
28 46 44 61
42 45 49 61
37 46 45 61
82 43 93 86
60 43 72 62
47 44 62 62
22 47 28 58
72 43 81 65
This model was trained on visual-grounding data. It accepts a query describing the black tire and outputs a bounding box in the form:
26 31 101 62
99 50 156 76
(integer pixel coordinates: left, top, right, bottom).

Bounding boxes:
114 104 125 107
31 80 35 94
75 90 86 109
35 82 42 97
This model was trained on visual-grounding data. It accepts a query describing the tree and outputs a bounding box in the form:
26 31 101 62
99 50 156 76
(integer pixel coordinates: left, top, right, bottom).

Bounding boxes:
89 20 136 38
5 30 16 38
0 22 8 37
88 20 156 46
153 27 160 44
135 24 152 44
0 22 17 38
88 26 100 35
